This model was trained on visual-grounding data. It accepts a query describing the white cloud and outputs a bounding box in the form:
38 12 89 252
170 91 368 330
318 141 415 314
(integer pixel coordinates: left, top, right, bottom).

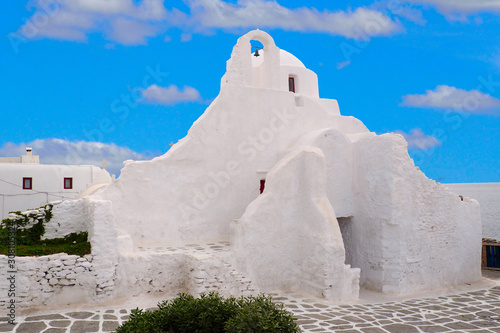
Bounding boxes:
140 84 202 105
494 52 500 69
187 0 402 39
106 17 158 45
401 85 500 114
406 0 500 16
13 0 402 45
390 5 427 25
337 61 351 70
15 0 168 44
0 139 155 176
62 0 167 20
180 32 193 42
394 128 441 150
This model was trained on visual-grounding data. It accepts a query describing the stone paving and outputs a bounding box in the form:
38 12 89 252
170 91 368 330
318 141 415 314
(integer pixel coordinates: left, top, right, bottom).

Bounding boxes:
2 275 500 332
275 286 500 332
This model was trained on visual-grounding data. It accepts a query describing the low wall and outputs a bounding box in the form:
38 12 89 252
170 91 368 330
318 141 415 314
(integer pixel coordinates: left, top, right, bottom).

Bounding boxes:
43 200 88 239
0 197 119 309
0 254 95 308
114 252 257 300
1 198 257 310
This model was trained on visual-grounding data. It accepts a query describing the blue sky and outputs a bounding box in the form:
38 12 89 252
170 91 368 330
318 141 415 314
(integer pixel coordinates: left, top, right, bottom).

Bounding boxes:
1 0 499 182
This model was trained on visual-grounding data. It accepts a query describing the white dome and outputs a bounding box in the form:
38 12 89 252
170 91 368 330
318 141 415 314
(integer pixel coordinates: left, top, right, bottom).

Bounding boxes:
279 49 305 68
251 48 306 68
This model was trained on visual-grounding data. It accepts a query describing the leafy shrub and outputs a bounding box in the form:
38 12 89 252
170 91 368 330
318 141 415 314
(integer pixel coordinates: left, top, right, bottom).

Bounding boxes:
116 292 301 333
225 295 300 333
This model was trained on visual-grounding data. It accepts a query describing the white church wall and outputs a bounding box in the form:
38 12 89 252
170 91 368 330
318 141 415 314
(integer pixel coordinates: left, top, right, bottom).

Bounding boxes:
446 183 500 240
94 85 368 247
289 128 356 218
232 147 360 301
279 65 319 98
392 139 482 293
348 133 482 293
347 133 397 292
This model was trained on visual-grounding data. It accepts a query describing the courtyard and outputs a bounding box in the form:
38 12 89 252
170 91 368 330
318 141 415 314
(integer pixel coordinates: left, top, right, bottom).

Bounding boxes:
3 270 499 333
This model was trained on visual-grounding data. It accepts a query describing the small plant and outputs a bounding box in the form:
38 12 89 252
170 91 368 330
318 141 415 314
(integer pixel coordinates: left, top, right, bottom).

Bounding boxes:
116 292 301 333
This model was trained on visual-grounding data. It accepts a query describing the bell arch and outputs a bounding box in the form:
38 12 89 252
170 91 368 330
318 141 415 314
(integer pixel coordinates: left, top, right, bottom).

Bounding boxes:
223 30 281 90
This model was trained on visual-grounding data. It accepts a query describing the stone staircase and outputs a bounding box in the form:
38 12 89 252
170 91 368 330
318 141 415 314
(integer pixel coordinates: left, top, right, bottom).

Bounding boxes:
135 241 259 298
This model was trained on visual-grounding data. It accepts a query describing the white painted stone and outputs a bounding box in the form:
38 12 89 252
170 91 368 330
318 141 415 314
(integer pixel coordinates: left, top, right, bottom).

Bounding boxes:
62 258 77 266
79 261 92 269
74 267 86 274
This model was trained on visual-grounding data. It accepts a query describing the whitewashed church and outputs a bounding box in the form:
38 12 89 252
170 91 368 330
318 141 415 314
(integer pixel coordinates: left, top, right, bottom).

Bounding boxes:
0 30 482 307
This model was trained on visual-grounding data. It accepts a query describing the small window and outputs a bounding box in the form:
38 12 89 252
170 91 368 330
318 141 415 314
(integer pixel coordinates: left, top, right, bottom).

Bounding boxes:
260 179 266 194
288 77 295 93
64 178 73 189
23 177 32 190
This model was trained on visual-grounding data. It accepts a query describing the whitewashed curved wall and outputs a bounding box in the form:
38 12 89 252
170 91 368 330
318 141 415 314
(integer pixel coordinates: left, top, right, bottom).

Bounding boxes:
232 147 360 301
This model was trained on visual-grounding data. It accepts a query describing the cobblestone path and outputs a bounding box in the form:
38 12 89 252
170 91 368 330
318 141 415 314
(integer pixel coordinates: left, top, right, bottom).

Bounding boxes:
276 286 500 332
2 285 500 332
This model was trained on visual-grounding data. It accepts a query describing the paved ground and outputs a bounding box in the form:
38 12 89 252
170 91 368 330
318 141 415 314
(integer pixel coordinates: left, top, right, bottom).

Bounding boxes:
2 271 500 333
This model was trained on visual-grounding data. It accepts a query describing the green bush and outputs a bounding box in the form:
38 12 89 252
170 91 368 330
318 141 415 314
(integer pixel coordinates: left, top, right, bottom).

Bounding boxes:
116 292 301 333
225 295 300 333
0 205 91 257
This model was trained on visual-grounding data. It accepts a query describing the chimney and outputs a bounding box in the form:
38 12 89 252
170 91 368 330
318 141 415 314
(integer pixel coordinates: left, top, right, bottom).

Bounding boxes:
26 147 32 156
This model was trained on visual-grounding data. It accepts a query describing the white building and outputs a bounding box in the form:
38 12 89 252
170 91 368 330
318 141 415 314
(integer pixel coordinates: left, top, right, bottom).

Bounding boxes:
447 183 500 240
0 148 113 219
0 30 483 307
89 30 481 299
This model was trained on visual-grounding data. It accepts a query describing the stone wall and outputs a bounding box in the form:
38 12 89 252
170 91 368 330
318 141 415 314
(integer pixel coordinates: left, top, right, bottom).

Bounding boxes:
0 254 95 308
0 197 119 308
113 243 258 301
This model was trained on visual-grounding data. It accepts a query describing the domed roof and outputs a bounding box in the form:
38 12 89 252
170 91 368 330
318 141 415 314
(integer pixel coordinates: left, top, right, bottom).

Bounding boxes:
279 49 305 68
250 48 306 68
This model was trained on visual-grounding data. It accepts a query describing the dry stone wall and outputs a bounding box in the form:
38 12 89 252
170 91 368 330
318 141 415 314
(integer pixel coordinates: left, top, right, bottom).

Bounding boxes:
0 254 96 308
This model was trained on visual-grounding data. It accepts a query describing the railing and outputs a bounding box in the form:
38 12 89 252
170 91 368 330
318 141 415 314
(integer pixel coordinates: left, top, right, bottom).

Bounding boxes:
482 241 500 270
